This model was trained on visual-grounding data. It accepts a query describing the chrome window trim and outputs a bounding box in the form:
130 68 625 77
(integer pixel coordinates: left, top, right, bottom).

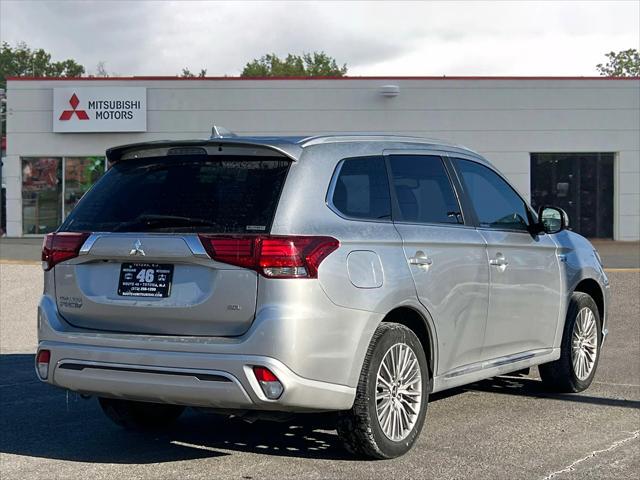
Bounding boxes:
78 232 102 255
78 232 211 258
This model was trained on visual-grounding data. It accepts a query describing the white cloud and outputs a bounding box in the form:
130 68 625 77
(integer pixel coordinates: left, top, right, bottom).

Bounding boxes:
1 0 638 76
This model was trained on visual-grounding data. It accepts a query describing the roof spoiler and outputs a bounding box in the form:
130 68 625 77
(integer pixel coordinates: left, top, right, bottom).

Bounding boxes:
106 138 302 163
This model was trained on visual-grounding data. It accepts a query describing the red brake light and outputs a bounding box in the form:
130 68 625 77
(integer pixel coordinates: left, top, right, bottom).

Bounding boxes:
253 366 279 382
252 366 283 399
37 349 51 364
42 232 90 271
36 349 51 380
198 235 339 279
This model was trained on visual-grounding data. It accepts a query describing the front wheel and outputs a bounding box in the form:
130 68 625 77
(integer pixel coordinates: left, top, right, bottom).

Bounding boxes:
539 292 602 392
337 323 429 459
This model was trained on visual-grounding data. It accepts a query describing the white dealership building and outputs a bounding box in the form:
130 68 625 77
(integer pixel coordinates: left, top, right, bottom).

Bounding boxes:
2 76 639 239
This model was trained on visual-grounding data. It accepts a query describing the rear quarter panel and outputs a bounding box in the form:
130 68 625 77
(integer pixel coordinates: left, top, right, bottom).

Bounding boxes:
269 143 434 381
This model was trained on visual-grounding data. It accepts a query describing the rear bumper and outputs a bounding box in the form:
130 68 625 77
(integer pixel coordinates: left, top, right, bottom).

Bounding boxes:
38 341 354 411
36 292 376 411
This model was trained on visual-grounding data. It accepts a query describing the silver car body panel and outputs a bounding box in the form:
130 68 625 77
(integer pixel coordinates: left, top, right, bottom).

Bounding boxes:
38 134 609 410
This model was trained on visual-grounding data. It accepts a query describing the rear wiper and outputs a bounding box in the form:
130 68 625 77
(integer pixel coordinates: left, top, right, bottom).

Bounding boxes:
113 214 221 232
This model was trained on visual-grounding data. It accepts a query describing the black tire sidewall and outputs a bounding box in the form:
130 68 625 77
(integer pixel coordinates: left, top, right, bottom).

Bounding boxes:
563 293 602 391
364 325 429 458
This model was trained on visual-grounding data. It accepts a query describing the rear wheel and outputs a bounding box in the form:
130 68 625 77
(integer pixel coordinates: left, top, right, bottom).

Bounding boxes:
98 397 185 430
337 323 429 459
539 292 602 392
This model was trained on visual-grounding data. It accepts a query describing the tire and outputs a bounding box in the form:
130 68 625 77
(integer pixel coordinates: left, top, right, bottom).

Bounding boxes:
337 322 429 459
98 397 185 430
539 292 602 393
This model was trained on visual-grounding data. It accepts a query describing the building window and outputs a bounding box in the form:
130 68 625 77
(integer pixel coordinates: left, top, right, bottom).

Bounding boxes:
64 157 106 218
22 157 62 235
21 156 106 235
530 153 614 239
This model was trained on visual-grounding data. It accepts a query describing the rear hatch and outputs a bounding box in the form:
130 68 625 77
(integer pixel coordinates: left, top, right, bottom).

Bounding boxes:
52 147 291 336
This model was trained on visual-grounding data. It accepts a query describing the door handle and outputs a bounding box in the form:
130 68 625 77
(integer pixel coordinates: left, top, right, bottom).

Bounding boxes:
489 253 509 271
409 251 433 268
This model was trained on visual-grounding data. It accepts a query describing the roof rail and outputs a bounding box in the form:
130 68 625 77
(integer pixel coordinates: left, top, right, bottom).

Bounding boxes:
211 125 238 139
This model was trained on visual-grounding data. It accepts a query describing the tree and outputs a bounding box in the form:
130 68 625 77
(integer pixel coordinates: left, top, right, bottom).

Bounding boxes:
180 68 207 78
596 49 640 77
241 52 347 77
94 61 109 78
0 41 85 88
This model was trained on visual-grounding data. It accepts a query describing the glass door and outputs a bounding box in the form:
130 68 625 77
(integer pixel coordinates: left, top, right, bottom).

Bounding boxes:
22 158 62 234
530 153 614 238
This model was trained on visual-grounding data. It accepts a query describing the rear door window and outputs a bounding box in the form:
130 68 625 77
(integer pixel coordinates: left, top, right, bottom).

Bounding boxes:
331 157 391 220
388 155 463 225
60 156 290 233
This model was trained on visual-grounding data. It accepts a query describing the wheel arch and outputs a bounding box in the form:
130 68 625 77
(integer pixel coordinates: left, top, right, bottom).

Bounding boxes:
381 306 436 391
573 278 605 324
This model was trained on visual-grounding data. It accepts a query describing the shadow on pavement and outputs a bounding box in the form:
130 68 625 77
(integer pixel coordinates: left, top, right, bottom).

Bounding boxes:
0 354 348 463
2 353 637 465
465 375 640 409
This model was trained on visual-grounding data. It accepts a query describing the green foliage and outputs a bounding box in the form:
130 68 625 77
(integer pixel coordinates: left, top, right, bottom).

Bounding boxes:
596 49 640 77
181 68 207 78
0 41 85 88
81 156 106 191
241 52 347 77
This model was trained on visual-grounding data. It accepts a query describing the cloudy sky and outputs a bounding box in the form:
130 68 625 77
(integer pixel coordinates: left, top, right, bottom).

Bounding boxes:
1 0 638 77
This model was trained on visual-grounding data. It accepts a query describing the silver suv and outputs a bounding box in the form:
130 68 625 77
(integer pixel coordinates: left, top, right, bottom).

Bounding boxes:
36 133 609 459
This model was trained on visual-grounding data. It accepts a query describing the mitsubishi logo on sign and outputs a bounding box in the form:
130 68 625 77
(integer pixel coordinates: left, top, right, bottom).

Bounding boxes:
59 93 90 121
53 87 147 133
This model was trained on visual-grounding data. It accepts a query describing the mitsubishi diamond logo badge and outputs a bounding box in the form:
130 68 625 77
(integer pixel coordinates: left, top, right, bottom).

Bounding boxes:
129 239 146 256
59 93 90 121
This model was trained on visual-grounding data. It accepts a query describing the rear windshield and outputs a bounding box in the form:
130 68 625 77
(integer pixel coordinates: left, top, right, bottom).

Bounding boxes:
60 156 290 233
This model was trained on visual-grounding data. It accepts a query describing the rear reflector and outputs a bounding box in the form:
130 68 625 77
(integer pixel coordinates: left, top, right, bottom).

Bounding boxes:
42 232 90 271
198 235 339 278
253 366 284 399
36 349 51 380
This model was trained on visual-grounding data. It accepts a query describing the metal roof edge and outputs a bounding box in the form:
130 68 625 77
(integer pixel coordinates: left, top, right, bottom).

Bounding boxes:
6 76 640 82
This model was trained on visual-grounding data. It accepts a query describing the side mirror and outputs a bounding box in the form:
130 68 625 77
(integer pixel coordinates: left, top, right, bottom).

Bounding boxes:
537 205 569 234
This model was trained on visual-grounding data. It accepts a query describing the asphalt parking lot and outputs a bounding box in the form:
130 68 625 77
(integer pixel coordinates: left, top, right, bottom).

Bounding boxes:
0 264 638 479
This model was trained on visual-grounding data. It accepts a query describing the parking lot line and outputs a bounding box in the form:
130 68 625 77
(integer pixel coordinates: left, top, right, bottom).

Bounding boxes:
0 260 40 265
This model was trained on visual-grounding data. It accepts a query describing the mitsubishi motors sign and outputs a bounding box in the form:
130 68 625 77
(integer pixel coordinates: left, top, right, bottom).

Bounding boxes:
53 87 147 132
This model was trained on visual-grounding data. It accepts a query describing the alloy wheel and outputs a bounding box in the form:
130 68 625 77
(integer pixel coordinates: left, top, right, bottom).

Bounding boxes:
375 343 423 441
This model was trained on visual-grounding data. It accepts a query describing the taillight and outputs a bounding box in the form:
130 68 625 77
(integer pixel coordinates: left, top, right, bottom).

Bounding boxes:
253 366 284 399
41 232 90 271
36 349 51 380
198 235 339 279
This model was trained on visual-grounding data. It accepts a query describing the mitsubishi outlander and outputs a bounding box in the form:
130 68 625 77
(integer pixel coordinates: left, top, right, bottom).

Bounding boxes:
36 132 609 458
